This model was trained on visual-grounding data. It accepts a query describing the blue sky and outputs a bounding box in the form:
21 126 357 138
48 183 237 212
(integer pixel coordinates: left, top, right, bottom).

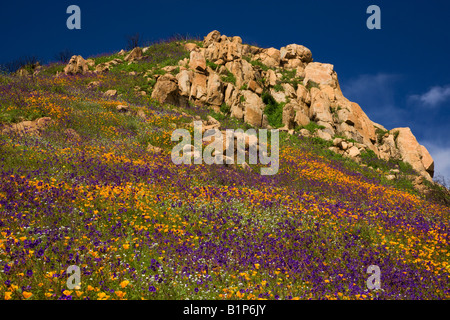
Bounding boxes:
1 0 449 181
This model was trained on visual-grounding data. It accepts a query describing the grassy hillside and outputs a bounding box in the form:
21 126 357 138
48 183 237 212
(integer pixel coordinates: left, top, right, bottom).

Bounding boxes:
0 40 449 300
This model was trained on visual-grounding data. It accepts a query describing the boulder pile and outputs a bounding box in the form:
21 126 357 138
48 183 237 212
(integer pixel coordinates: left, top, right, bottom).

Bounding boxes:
154 30 434 181
1 117 53 136
60 30 435 181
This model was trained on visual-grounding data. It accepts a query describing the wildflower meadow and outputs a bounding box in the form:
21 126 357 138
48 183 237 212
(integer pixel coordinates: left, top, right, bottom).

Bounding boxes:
1 40 449 301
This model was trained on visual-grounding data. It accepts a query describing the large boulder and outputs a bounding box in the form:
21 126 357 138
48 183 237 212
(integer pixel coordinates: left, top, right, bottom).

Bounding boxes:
282 103 296 129
242 90 264 127
190 72 208 101
189 50 207 73
247 80 263 95
224 83 239 108
204 30 221 47
254 47 281 69
225 59 255 88
204 31 244 63
282 83 296 99
280 44 313 64
347 102 377 144
295 111 310 127
226 36 244 62
184 43 198 52
124 47 143 62
64 55 89 75
309 89 333 123
230 102 244 119
392 127 434 180
266 69 278 86
104 89 117 98
270 89 287 104
176 70 193 97
95 63 109 73
378 134 401 161
336 99 377 148
151 74 187 106
303 62 339 89
296 85 311 106
206 73 224 105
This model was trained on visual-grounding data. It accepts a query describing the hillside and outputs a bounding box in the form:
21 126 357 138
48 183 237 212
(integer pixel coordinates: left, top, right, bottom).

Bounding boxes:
0 31 449 300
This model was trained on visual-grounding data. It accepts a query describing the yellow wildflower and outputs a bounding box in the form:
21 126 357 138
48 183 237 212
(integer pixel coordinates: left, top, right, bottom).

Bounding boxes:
23 291 33 299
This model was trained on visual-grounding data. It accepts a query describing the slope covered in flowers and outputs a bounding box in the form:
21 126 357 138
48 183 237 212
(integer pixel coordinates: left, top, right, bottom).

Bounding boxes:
0 42 449 300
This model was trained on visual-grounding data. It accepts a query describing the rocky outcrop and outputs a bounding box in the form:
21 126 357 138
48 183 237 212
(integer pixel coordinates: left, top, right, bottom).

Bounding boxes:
204 33 245 64
151 74 188 106
124 47 143 62
146 30 435 180
391 128 434 180
182 118 266 171
64 55 89 75
281 44 312 65
254 48 281 69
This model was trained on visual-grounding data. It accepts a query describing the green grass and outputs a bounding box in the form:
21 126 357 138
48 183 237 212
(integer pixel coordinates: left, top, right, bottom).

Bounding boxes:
206 60 218 71
2 52 448 301
0 106 46 124
91 53 123 65
375 128 389 143
262 91 285 128
0 82 48 123
297 122 325 133
360 149 417 179
221 70 236 85
142 41 190 67
277 69 304 90
220 103 231 115
38 63 65 76
91 41 191 75
243 56 270 71
392 130 400 147
280 69 296 82
423 178 450 205
273 84 284 92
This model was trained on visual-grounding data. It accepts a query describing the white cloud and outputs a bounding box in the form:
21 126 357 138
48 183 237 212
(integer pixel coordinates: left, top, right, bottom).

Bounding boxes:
409 85 450 107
